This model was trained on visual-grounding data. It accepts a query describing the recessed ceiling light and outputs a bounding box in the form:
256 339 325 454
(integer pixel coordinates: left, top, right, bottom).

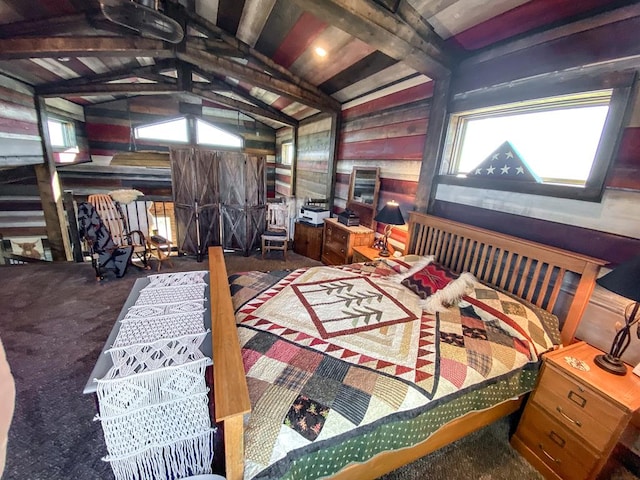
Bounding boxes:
314 47 327 57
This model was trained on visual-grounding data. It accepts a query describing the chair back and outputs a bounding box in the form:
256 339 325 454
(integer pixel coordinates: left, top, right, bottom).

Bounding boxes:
88 194 128 246
265 202 289 236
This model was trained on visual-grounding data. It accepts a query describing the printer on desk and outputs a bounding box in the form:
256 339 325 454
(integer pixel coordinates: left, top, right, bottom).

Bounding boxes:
299 205 330 226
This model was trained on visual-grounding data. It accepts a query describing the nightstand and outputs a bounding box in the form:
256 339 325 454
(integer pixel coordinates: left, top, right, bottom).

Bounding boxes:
321 218 374 265
511 341 640 480
352 245 393 263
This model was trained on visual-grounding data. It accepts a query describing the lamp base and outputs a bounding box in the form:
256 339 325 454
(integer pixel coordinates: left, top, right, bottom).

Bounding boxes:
378 249 390 257
594 353 627 376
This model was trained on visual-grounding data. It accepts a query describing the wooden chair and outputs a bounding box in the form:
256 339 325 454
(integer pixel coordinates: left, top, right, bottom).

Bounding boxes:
261 202 289 260
147 234 174 272
87 194 150 270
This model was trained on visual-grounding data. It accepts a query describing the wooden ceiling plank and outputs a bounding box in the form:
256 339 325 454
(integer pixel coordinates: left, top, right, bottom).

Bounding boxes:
178 47 340 112
191 86 297 126
289 0 452 78
236 0 277 48
191 66 293 120
0 37 174 60
407 0 459 20
184 9 338 109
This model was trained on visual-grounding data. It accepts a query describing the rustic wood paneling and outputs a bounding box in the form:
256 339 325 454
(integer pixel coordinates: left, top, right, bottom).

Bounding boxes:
296 114 332 200
448 0 620 50
453 15 640 95
336 80 432 231
431 199 640 266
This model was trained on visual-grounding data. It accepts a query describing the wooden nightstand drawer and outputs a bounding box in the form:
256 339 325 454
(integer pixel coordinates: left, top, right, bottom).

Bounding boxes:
533 364 625 450
517 402 599 480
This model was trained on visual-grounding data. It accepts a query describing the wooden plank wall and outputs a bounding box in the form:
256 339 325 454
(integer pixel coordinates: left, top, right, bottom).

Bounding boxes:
296 114 332 201
0 75 42 168
0 75 47 242
336 78 432 246
274 127 293 198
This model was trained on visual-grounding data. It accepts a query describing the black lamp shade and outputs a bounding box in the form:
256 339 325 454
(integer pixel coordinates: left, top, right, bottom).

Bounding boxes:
374 201 405 226
596 254 640 302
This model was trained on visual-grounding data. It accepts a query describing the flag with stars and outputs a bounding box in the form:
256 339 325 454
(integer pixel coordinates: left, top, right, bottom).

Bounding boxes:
469 141 541 182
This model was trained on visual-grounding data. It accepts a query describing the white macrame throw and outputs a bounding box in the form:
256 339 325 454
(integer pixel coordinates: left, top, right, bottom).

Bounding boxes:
95 271 215 480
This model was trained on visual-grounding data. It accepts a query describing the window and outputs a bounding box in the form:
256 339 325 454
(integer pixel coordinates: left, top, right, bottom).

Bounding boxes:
47 118 76 148
134 116 243 149
135 118 188 143
281 142 293 165
196 119 242 148
440 87 628 201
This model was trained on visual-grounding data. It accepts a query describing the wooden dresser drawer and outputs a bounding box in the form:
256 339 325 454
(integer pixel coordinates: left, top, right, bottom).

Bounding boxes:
517 401 599 480
532 364 625 451
322 248 347 266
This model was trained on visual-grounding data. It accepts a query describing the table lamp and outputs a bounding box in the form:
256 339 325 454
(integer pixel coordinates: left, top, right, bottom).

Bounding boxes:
373 200 405 257
593 254 640 375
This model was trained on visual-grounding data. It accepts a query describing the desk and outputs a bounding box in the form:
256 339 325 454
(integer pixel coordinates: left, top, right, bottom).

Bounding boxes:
83 274 211 395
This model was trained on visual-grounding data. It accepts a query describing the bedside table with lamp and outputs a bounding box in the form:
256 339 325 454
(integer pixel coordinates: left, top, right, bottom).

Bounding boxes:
511 254 640 480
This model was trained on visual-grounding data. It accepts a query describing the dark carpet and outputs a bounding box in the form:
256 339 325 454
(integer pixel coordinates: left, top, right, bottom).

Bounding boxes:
0 251 637 480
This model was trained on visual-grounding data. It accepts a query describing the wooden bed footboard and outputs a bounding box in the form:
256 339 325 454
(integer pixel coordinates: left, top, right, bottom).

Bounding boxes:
209 247 250 480
208 213 606 480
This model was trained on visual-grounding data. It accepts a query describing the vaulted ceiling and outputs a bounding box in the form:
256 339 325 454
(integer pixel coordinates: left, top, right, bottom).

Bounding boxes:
0 0 634 128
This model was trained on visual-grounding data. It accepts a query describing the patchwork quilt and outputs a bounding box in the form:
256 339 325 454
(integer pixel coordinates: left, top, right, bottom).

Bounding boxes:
230 259 558 480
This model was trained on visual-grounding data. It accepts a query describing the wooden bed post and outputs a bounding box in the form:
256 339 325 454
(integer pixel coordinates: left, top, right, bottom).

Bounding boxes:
208 247 251 480
560 262 601 346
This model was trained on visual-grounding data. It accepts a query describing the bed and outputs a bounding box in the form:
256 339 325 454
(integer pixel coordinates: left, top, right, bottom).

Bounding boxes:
208 211 606 480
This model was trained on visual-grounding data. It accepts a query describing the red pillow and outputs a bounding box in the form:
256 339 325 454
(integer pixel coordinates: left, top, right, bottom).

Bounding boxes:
400 263 460 299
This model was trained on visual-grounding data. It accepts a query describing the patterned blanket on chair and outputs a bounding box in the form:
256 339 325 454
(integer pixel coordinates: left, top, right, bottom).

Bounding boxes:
230 261 557 480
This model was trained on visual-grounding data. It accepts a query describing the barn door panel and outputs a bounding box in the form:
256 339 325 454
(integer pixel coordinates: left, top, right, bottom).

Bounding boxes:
219 152 266 255
170 147 220 258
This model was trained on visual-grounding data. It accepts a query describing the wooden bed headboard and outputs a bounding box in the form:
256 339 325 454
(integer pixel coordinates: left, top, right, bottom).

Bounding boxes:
405 212 607 345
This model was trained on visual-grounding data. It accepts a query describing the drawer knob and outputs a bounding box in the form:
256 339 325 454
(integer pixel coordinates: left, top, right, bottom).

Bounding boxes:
556 406 582 427
538 444 561 464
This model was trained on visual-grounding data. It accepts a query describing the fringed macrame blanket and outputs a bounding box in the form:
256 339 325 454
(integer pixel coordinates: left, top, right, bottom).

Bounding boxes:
94 271 216 480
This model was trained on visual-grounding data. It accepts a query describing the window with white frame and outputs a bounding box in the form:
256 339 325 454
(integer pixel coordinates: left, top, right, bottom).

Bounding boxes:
47 118 77 149
196 118 242 148
135 117 189 143
134 116 243 149
281 142 293 165
439 85 632 201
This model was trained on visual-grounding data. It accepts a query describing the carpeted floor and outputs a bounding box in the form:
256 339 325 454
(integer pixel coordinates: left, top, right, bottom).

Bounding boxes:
0 251 637 480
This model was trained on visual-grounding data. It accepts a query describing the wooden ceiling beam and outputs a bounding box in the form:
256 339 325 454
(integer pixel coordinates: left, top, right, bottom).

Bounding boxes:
191 66 298 125
36 83 178 97
289 0 452 79
191 86 298 127
0 37 174 60
35 60 177 90
178 47 340 112
0 13 97 38
184 9 335 101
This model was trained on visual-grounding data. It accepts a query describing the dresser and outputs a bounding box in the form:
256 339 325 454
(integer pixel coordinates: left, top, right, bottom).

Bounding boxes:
321 217 374 265
511 341 640 480
293 221 324 261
